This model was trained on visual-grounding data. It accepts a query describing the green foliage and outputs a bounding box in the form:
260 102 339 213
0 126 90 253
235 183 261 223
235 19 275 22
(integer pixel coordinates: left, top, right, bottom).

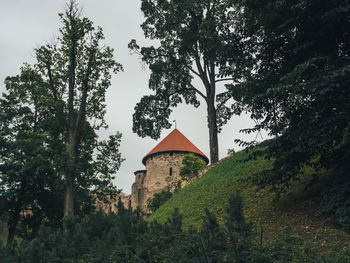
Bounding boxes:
130 0 253 163
36 0 123 218
0 65 65 244
180 153 206 180
321 176 350 227
148 145 350 254
147 189 173 213
227 148 236 156
0 0 124 244
230 0 350 224
148 147 269 227
1 192 348 262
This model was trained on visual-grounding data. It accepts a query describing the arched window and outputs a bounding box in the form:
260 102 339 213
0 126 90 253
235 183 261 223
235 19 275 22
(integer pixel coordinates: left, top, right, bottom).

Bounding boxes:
169 167 173 176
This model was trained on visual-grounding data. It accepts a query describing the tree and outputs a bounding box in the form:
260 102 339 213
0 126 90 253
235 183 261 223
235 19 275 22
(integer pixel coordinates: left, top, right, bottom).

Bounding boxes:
129 0 252 163
0 1 124 244
232 0 350 201
0 65 64 245
180 153 206 180
34 0 123 217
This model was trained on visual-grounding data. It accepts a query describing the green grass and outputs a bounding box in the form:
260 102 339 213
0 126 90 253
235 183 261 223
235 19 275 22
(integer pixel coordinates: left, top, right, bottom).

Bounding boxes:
148 148 270 227
148 147 350 252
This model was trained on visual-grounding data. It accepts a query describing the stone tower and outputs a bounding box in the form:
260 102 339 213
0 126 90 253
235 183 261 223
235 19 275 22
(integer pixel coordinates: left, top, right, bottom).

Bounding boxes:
130 129 209 211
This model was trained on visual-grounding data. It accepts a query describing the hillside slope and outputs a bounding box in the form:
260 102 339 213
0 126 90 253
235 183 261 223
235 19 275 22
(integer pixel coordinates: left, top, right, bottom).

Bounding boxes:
148 147 350 250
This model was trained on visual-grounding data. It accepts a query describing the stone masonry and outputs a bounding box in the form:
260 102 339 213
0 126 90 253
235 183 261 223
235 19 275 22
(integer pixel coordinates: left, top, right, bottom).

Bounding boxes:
127 129 209 212
131 152 189 211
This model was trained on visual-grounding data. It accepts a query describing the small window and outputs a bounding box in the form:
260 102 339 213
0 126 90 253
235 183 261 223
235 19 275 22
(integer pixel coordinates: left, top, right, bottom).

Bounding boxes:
169 167 173 176
170 152 173 156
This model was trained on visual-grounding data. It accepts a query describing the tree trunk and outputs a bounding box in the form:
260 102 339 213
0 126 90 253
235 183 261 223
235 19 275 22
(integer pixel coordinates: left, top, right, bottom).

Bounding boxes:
207 94 219 164
64 168 75 217
7 218 17 246
64 133 76 217
6 204 21 246
64 6 78 218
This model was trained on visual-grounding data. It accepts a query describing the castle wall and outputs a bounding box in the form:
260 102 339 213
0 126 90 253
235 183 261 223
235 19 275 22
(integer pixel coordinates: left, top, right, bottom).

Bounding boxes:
128 152 183 211
95 192 131 213
131 170 147 209
130 151 208 212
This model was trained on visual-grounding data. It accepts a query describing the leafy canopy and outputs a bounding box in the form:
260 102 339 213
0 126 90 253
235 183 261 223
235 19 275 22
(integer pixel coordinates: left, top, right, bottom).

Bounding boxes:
232 0 350 223
130 0 253 163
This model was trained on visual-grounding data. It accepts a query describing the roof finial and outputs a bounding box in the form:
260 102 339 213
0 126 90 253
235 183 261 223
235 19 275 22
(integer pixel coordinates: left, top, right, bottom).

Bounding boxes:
172 120 177 129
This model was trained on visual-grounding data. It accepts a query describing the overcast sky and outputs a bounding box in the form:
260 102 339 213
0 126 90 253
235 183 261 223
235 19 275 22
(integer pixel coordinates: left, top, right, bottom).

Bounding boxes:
0 0 265 194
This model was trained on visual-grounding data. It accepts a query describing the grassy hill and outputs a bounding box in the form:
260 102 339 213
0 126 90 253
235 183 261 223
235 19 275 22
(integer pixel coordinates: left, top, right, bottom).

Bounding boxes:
148 147 350 251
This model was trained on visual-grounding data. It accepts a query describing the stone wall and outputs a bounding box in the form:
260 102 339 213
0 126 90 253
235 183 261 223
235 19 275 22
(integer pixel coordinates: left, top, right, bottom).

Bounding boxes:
95 192 131 213
131 170 147 209
129 151 209 212
140 152 186 211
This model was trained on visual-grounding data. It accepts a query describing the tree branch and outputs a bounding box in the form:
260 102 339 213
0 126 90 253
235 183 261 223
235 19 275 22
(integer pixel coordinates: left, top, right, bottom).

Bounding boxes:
194 44 210 93
215 78 235 83
188 84 207 101
47 64 58 101
76 47 96 142
216 95 232 111
187 65 201 78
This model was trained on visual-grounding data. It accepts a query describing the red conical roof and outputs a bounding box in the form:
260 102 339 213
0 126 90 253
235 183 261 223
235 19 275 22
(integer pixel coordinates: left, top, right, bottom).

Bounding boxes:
142 129 209 165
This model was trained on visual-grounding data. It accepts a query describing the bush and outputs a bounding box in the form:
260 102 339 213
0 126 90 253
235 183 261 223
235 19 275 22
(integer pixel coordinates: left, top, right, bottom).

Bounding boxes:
1 193 349 262
147 189 173 213
322 175 350 227
180 153 206 180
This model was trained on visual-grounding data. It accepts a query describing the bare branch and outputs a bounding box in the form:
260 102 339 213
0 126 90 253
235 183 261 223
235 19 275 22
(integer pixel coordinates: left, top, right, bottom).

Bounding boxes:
216 95 232 111
188 84 207 101
187 65 201 78
215 78 235 83
47 64 58 101
194 44 210 92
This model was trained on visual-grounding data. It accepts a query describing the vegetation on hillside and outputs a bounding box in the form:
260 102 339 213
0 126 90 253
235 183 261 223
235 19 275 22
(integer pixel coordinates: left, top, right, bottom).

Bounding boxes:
1 196 350 262
232 0 350 225
148 145 350 252
147 188 173 213
0 0 349 261
180 153 206 181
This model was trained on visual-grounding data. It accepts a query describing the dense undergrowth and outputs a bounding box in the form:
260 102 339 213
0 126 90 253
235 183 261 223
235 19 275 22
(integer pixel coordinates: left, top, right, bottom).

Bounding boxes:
2 146 349 262
148 147 350 252
1 195 350 263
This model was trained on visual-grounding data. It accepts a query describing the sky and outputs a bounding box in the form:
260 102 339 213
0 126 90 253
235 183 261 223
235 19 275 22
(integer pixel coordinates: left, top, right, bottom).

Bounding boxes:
0 0 265 194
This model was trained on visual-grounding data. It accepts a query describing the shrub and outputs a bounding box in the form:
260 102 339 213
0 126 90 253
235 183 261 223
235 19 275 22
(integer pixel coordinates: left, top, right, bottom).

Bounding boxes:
321 175 350 227
180 153 206 180
1 192 349 262
147 189 173 213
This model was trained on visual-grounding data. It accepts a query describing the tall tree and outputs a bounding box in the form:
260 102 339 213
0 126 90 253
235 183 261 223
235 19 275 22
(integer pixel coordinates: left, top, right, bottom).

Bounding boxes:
35 1 123 217
129 0 252 163
0 65 64 245
232 0 350 195
0 62 123 245
0 1 124 244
